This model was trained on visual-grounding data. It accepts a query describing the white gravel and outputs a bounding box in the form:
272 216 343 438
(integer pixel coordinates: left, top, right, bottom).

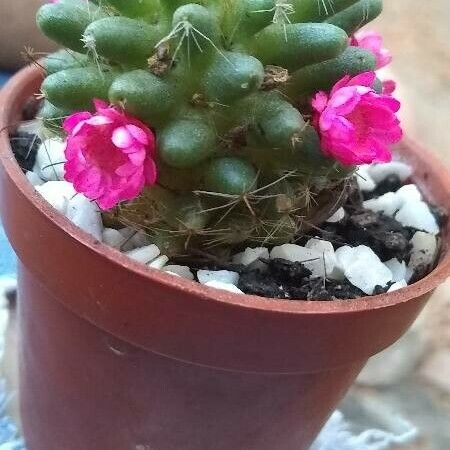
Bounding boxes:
102 228 125 249
66 194 103 241
232 247 269 266
384 258 408 283
368 161 413 184
408 231 439 276
35 181 76 214
35 138 66 181
270 243 334 279
326 207 346 223
205 281 244 294
163 265 194 280
197 270 240 286
148 255 169 269
339 246 393 295
395 200 439 235
388 280 408 293
125 245 160 264
356 165 377 192
363 192 401 217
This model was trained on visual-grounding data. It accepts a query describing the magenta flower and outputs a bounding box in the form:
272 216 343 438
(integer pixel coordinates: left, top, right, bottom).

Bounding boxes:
350 30 392 70
63 100 157 210
311 72 402 166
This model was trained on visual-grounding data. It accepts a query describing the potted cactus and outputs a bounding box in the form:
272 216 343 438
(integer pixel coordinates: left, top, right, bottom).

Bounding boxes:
0 1 449 450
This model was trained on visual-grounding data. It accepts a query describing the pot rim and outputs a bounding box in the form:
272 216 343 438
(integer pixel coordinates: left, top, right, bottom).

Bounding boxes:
1 64 449 317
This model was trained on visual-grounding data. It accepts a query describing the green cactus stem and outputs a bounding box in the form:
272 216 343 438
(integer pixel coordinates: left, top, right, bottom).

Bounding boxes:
37 0 383 256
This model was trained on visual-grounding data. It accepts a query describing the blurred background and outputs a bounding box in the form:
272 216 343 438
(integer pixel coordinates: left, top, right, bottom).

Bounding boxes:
0 1 449 449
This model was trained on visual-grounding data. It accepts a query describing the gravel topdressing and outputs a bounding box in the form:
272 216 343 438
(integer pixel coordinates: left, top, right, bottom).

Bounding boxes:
11 130 447 301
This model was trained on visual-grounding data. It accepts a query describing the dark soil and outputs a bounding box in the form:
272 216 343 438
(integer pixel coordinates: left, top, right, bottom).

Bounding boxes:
10 131 40 172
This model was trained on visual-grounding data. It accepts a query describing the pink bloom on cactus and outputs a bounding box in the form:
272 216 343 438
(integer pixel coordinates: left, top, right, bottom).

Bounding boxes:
311 72 402 166
63 100 157 210
382 79 397 96
350 30 392 70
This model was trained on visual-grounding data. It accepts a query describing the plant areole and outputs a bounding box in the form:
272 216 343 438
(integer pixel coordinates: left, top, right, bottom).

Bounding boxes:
37 0 383 256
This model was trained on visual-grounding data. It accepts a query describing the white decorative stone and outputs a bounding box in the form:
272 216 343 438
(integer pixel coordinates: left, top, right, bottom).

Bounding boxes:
117 227 137 251
356 165 376 192
102 228 124 249
26 170 44 186
384 258 407 283
197 270 240 286
66 194 103 241
35 181 76 214
408 231 438 275
326 207 346 223
270 244 332 278
205 281 244 294
335 246 356 269
305 238 343 280
35 138 66 181
344 246 393 295
395 200 439 234
165 271 181 278
131 230 152 248
388 280 408 292
125 245 161 264
395 184 422 204
363 192 401 217
232 247 269 266
148 255 169 269
368 161 413 184
163 265 195 280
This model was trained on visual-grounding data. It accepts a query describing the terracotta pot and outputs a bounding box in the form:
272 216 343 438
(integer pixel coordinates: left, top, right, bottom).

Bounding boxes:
1 65 449 450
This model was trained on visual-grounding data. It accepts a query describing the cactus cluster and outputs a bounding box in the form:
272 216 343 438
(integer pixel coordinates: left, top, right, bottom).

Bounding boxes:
37 0 381 257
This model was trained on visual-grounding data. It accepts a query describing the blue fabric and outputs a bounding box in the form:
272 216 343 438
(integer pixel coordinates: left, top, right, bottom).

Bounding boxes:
0 72 17 278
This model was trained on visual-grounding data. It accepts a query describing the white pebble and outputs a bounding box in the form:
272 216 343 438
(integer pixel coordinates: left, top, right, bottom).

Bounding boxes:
368 161 413 184
197 270 240 286
163 265 195 280
395 200 439 235
35 181 76 214
102 228 125 249
131 230 152 249
270 244 332 279
148 255 169 269
117 227 137 251
26 170 44 186
408 231 438 275
326 207 346 223
35 138 66 181
344 246 393 295
165 272 181 278
363 192 401 217
388 280 408 293
335 246 356 268
125 245 160 264
232 247 269 266
205 281 244 295
305 238 343 280
356 165 376 192
395 184 422 204
66 195 103 241
384 258 407 283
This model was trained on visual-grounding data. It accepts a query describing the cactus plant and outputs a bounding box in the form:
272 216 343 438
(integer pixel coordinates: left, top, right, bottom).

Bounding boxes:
36 0 385 258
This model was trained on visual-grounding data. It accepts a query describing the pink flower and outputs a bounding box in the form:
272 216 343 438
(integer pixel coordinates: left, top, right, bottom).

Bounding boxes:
63 100 157 210
382 79 397 96
311 72 402 166
350 30 392 70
